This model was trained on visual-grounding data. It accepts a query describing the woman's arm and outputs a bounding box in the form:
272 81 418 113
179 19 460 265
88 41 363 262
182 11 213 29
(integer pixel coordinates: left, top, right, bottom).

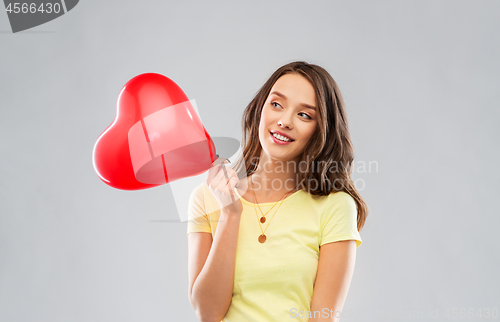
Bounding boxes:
308 240 357 322
188 210 241 322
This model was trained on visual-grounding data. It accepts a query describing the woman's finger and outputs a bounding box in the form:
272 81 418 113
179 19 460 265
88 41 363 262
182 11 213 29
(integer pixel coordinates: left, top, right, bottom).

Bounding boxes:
212 157 229 167
220 164 232 183
220 165 238 185
207 158 230 182
206 162 224 186
216 173 238 202
214 166 238 191
213 165 230 189
207 164 225 189
228 176 239 190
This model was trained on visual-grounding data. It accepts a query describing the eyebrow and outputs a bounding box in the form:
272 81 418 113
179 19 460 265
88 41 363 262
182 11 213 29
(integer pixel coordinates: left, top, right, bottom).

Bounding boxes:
270 91 317 110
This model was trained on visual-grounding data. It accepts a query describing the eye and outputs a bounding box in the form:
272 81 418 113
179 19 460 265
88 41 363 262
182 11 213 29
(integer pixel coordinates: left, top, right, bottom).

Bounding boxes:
299 112 312 120
271 102 282 109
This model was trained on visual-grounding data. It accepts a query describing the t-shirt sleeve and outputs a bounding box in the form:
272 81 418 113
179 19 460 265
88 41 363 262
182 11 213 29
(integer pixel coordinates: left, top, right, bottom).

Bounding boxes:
320 191 362 248
186 183 212 235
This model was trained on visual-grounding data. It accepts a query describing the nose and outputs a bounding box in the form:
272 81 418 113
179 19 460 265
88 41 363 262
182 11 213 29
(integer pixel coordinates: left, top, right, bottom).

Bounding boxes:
278 112 293 129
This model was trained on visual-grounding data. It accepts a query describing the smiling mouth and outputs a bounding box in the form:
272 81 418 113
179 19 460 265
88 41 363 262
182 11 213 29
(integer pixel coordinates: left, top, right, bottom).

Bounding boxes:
270 131 294 142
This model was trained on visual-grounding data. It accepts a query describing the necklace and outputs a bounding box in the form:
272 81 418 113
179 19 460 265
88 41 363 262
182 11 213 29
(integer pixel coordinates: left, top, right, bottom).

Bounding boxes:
250 176 297 243
253 184 287 224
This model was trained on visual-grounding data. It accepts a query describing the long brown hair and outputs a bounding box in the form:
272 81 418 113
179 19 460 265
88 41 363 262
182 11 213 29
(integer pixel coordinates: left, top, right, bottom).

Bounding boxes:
232 61 368 231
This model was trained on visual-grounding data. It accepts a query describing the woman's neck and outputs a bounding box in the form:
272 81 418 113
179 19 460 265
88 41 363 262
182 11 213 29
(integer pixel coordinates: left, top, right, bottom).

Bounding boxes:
251 157 300 194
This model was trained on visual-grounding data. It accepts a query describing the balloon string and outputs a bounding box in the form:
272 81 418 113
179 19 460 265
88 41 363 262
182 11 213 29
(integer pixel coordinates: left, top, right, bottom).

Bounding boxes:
216 154 235 203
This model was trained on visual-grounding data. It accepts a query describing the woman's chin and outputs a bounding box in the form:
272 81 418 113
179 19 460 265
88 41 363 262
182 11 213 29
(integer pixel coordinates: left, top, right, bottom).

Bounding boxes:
268 152 298 163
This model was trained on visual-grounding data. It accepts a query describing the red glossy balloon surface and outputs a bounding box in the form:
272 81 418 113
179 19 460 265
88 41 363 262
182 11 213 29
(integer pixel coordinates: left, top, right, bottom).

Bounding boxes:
93 73 217 190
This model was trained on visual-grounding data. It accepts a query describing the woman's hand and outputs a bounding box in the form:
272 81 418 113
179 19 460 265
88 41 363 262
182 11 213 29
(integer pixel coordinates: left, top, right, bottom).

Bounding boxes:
205 158 243 216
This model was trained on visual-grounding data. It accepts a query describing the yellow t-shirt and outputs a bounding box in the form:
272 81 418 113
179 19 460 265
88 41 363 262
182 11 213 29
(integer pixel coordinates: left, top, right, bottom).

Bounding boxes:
187 182 362 322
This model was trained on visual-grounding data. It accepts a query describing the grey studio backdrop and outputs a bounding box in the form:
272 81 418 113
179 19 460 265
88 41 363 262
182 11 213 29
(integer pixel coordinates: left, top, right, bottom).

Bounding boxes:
1 1 499 321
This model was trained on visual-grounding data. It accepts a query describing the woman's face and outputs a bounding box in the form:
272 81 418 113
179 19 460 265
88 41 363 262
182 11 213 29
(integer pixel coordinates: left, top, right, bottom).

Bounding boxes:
258 73 318 163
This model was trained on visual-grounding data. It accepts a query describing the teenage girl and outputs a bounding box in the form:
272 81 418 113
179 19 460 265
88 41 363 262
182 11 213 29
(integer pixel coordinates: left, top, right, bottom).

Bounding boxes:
187 61 368 322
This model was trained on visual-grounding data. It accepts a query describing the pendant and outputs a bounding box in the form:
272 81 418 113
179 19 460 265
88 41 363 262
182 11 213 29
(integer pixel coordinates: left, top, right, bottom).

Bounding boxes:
258 234 267 243
260 216 266 223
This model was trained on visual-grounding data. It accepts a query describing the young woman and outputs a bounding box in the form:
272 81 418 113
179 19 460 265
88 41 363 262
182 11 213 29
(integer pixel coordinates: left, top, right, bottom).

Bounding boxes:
186 61 368 322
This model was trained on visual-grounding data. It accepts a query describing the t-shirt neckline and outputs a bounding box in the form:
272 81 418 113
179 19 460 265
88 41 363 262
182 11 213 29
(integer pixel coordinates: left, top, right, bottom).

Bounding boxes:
233 187 303 207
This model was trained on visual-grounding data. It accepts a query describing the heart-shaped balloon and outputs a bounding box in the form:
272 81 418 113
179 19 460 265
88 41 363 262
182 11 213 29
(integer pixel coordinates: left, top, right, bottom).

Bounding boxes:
93 73 217 190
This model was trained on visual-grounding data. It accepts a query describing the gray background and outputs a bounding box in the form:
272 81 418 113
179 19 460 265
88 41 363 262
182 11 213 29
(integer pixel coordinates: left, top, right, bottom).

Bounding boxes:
1 1 499 321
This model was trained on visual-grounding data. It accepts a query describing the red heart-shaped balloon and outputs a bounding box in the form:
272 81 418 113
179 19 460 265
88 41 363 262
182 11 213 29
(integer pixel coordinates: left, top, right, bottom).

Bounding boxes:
93 73 217 190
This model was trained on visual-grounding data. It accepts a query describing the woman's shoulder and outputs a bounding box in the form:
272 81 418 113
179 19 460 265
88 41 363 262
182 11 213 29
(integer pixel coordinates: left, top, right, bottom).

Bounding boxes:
302 190 356 208
328 190 355 202
190 181 207 200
